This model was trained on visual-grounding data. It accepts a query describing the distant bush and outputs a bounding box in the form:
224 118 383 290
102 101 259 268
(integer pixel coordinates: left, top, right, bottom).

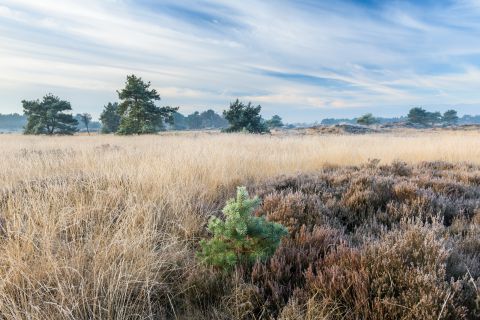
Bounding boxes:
198 187 288 270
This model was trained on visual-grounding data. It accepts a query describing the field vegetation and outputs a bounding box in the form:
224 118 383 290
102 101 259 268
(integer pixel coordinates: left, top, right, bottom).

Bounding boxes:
1 131 480 319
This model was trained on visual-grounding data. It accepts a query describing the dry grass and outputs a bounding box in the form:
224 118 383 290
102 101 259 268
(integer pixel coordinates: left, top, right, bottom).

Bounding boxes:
0 131 479 319
2 131 480 185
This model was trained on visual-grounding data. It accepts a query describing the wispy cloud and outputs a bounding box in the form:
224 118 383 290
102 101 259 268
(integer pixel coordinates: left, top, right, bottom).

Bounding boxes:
1 0 480 121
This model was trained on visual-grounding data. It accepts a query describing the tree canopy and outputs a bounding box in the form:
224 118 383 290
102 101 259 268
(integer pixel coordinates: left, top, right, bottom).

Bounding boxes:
356 113 378 126
116 75 178 134
99 102 121 133
443 109 459 125
172 109 228 130
186 111 202 129
429 111 442 125
407 107 429 125
407 107 442 126
223 99 269 133
198 109 228 129
408 107 454 126
266 115 284 128
22 94 78 135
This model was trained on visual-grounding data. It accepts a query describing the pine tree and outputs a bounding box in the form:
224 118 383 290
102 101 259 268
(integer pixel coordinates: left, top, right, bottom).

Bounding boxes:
407 107 429 125
223 99 269 133
443 109 459 125
22 94 78 135
198 187 288 270
100 102 121 133
116 75 178 134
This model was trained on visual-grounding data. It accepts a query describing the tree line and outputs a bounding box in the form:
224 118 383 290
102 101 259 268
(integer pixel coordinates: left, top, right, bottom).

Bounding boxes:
12 74 475 134
344 108 461 127
20 75 283 135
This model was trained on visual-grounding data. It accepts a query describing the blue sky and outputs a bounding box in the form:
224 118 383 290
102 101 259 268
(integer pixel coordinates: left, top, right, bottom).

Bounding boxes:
1 0 480 122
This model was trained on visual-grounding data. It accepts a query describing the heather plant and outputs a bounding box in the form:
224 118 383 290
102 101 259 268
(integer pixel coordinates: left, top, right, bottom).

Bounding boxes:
198 187 288 270
257 191 325 235
283 223 467 320
249 226 342 317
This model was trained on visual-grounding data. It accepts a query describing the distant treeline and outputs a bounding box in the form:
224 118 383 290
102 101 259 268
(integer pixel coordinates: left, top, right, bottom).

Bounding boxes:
0 113 26 131
321 116 406 125
0 110 227 132
321 113 480 126
459 114 480 124
0 110 229 132
0 113 102 132
8 75 278 135
171 110 228 130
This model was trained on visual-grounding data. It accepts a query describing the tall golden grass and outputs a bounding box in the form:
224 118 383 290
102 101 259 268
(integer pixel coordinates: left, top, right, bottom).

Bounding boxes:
0 131 479 319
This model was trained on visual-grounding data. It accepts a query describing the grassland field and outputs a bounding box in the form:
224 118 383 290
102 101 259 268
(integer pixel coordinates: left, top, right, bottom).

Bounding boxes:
1 130 480 319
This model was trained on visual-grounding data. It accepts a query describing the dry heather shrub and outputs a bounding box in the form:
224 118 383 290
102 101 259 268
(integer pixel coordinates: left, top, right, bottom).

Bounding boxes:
243 162 480 318
445 221 480 319
253 173 331 196
383 159 412 176
364 223 466 319
473 209 480 225
304 247 369 319
447 219 480 279
339 175 395 230
255 161 480 236
243 226 342 318
393 180 418 201
256 191 325 235
419 160 457 171
298 223 466 320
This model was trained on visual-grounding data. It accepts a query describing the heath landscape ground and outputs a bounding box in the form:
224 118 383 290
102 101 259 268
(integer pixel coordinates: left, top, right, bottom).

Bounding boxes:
1 131 480 319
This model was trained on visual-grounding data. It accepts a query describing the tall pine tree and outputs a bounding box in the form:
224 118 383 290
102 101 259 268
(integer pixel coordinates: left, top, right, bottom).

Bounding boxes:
116 75 177 134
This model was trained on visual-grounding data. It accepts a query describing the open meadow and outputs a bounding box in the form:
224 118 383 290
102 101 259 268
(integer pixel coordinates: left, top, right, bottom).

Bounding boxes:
1 131 480 319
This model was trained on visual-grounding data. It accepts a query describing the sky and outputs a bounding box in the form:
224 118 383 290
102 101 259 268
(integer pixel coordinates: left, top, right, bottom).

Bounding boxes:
1 0 480 122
